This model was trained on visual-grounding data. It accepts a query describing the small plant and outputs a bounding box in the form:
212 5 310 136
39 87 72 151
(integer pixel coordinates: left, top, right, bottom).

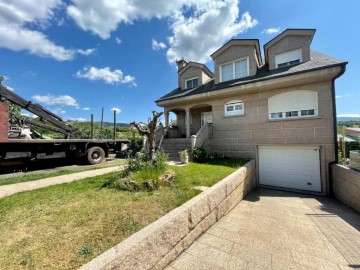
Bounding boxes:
207 152 225 160
179 149 189 164
192 147 207 163
77 243 96 257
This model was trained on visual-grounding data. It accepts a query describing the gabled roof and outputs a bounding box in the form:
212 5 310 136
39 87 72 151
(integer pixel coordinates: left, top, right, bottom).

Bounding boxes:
156 50 347 103
178 61 214 78
210 39 262 66
264 29 316 64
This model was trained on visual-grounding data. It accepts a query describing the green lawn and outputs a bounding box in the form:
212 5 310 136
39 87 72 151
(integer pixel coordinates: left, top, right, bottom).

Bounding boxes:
0 159 247 270
0 160 126 186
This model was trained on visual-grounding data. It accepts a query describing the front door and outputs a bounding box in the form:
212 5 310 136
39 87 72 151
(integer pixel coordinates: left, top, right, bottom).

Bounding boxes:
201 112 213 127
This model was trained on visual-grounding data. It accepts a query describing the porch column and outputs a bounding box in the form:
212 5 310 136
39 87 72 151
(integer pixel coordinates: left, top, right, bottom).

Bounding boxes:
185 108 190 138
164 110 169 127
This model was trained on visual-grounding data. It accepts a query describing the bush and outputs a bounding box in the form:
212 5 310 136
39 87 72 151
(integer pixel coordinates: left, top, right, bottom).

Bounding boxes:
192 147 207 163
109 150 170 192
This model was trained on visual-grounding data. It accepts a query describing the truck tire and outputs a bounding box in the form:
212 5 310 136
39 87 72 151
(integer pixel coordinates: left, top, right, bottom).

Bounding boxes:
87 146 105 165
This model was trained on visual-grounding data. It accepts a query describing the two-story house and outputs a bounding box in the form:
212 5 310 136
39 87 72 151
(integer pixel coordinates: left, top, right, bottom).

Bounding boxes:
156 29 347 195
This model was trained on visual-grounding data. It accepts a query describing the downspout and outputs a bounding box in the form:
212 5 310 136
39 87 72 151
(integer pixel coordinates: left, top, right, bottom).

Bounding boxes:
329 63 347 196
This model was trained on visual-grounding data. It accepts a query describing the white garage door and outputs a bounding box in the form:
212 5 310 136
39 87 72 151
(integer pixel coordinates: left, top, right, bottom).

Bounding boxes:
258 146 321 192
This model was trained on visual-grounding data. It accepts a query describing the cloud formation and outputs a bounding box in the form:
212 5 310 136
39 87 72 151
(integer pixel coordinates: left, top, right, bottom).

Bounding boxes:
75 66 136 86
0 1 96 61
66 0 258 63
152 39 167 51
337 114 360 118
111 107 121 114
32 94 79 107
262 27 280 35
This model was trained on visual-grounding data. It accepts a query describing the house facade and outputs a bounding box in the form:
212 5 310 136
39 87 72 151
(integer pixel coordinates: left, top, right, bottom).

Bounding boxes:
156 29 347 195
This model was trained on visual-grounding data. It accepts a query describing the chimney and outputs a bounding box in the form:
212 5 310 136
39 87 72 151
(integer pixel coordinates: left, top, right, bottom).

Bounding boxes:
176 58 187 72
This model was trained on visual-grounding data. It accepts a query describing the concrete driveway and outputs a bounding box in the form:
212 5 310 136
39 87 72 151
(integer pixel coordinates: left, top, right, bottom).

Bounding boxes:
166 189 360 270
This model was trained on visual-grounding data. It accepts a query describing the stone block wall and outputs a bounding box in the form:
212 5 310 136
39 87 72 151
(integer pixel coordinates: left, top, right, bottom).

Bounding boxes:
268 35 311 70
213 45 258 83
80 160 256 270
332 164 360 213
0 102 8 141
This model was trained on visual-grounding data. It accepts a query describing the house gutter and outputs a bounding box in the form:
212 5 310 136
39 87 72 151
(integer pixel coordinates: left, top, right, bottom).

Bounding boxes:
329 63 347 196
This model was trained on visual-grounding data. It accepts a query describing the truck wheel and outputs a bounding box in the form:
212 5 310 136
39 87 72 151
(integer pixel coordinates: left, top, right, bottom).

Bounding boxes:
87 146 105 165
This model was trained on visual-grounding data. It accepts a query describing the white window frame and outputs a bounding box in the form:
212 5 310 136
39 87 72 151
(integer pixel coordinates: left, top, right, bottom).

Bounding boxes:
220 57 249 82
268 90 318 120
224 100 244 116
275 48 302 68
184 77 199 89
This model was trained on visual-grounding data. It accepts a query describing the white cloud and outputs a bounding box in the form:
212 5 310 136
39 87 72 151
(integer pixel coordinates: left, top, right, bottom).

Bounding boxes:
0 1 95 61
111 107 121 114
336 95 342 98
32 94 79 107
115 37 122 44
53 108 66 115
75 66 136 86
77 48 96 55
152 39 167 51
82 107 91 111
67 117 87 122
262 27 280 35
337 114 360 118
66 0 258 63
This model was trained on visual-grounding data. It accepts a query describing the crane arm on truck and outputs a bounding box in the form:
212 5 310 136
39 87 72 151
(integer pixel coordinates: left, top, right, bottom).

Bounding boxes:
0 84 78 138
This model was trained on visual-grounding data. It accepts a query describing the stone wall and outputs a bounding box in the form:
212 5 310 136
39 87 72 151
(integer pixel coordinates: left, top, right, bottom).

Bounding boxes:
80 160 256 270
332 164 360 213
0 102 8 141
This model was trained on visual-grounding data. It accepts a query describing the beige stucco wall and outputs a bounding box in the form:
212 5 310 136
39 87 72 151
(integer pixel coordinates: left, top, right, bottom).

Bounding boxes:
332 164 360 213
213 45 258 84
268 35 311 70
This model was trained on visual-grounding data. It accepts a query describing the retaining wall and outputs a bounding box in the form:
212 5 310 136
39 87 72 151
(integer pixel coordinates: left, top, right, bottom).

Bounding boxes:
81 160 256 270
332 164 360 213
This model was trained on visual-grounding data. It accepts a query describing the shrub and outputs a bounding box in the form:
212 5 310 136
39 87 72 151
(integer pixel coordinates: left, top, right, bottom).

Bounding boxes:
192 147 207 163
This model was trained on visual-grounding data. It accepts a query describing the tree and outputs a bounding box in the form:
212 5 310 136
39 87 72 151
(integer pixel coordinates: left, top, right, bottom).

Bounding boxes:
130 111 169 161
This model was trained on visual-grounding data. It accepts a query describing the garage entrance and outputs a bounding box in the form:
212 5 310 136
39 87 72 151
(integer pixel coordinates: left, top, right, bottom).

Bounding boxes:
258 146 321 192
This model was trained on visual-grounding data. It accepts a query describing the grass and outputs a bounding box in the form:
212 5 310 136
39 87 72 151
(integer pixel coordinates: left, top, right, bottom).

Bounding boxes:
0 158 247 270
0 160 126 186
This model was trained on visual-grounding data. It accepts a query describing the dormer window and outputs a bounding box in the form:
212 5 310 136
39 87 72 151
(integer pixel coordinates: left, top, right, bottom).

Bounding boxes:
275 48 302 68
220 57 249 82
185 77 199 89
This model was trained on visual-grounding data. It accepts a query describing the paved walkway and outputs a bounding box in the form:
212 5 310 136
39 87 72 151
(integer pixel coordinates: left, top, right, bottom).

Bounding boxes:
0 165 124 199
166 189 360 270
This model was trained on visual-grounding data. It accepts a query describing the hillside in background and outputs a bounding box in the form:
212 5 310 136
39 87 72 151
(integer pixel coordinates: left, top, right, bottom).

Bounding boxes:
337 117 360 122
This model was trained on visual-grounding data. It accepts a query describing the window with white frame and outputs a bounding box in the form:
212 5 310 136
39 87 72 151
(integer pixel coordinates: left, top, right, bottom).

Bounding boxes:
185 77 199 89
220 58 248 82
275 48 302 68
225 100 244 116
268 90 318 120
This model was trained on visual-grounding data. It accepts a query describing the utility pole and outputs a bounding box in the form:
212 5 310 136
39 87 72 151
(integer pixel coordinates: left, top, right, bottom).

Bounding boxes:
90 114 94 139
100 107 104 139
113 110 116 140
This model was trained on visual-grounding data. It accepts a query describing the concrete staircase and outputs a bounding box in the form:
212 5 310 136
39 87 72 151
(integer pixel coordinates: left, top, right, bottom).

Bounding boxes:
161 138 192 161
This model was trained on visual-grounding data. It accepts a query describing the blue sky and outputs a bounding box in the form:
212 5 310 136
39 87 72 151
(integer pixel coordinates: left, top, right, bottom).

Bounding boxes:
0 0 359 123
